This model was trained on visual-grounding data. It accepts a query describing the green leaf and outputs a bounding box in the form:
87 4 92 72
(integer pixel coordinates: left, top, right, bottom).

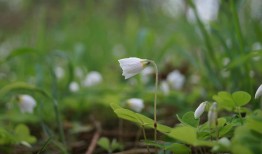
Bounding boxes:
165 143 191 154
169 126 197 145
213 91 234 110
232 91 251 106
14 124 37 144
111 139 123 151
176 112 200 127
110 103 172 134
97 137 111 152
144 140 191 154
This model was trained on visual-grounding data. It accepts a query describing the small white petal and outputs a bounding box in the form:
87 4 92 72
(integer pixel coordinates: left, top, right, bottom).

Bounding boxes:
18 95 36 114
160 81 170 95
167 70 185 90
127 98 144 112
208 102 217 127
118 57 148 79
83 71 103 87
255 84 262 99
194 102 207 119
69 81 79 92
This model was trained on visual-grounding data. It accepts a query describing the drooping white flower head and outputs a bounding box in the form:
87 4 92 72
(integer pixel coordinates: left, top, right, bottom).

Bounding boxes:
208 102 217 128
17 95 36 114
194 101 207 119
69 81 80 92
127 98 144 112
255 84 262 99
167 70 185 90
83 71 103 87
118 57 149 79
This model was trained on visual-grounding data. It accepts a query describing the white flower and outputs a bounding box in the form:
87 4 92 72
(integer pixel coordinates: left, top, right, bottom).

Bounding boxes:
127 98 144 112
18 95 36 114
255 84 262 99
187 0 220 24
167 70 185 90
194 101 207 119
118 57 149 79
83 71 103 87
160 81 170 95
69 81 79 92
208 102 217 128
54 66 65 79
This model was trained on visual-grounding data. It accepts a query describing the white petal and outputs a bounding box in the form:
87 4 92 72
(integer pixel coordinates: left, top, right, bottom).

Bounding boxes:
18 95 36 114
208 102 217 127
83 71 103 87
194 102 207 119
118 57 147 79
127 98 144 112
255 84 262 99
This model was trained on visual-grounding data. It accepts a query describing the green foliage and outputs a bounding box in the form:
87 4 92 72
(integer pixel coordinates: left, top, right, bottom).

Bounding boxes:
176 111 200 127
97 137 123 153
144 140 191 154
110 103 172 133
213 91 251 111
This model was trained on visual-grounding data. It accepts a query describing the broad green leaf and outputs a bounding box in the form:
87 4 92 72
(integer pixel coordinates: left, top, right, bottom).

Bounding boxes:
169 126 197 145
110 103 172 134
15 124 37 144
97 137 110 152
182 112 199 127
176 112 199 127
232 91 251 106
165 143 191 154
232 126 262 154
213 91 235 110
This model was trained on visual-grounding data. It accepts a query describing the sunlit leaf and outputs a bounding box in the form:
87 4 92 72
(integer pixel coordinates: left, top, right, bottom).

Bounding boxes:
232 91 251 107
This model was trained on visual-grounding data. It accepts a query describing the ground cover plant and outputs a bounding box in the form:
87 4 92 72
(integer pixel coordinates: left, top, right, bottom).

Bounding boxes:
0 0 262 153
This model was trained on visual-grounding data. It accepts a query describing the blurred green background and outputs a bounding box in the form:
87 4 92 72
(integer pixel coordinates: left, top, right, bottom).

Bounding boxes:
0 0 262 153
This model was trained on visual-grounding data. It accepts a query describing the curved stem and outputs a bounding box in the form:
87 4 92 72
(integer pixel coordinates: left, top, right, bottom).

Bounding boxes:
148 60 159 143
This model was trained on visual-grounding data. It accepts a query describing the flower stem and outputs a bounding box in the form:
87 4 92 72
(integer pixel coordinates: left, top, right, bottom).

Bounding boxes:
148 60 159 143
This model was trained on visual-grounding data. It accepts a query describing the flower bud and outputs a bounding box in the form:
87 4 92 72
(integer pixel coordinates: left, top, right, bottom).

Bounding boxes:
194 101 207 119
208 102 217 128
17 95 37 114
255 84 262 99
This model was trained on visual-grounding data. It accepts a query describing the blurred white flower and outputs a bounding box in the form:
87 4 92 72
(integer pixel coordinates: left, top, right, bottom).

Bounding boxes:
18 95 36 114
208 102 218 127
187 0 220 24
118 57 149 79
83 71 103 87
127 98 144 112
160 81 170 95
54 66 65 79
194 101 207 119
218 137 231 148
250 0 262 19
141 66 154 83
223 57 230 66
167 70 185 90
252 42 262 61
255 84 262 99
69 81 80 92
161 0 186 18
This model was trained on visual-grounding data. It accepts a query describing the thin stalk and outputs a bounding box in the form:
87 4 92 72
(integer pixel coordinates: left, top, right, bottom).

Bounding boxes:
148 60 159 143
141 125 151 154
50 67 66 149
